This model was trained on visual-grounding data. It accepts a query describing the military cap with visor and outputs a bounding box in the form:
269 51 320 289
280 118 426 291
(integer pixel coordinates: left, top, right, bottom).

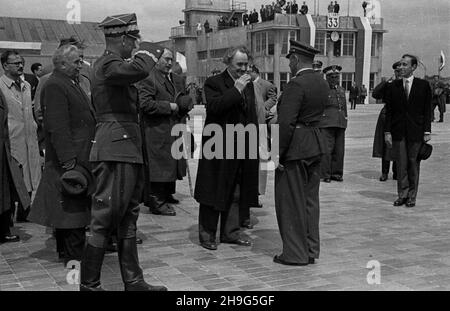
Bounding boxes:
286 40 321 59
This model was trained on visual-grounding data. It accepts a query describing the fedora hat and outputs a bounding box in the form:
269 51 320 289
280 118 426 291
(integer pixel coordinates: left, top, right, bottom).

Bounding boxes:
60 164 94 197
417 142 433 161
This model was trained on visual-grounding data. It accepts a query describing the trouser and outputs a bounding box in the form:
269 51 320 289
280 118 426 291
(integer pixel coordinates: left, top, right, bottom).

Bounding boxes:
55 228 86 262
393 139 422 201
432 100 444 121
88 162 143 248
275 156 321 264
149 181 175 209
381 160 397 176
0 210 12 237
350 99 357 109
320 127 345 179
198 184 241 244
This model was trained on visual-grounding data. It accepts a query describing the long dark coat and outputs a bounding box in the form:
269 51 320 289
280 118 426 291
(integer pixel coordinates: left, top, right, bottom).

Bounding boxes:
194 70 259 212
29 71 96 229
137 70 187 182
0 91 30 215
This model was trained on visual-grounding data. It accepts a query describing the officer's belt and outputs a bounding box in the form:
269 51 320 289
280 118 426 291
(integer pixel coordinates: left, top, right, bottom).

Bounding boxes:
96 113 138 123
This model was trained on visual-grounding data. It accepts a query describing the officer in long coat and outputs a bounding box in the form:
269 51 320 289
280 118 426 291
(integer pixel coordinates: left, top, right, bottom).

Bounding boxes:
318 65 347 183
0 90 29 243
29 45 96 264
194 46 259 251
79 13 166 292
274 40 329 266
138 48 191 216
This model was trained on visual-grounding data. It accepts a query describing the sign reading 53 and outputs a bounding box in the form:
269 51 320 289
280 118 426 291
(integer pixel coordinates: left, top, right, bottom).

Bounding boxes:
327 13 340 28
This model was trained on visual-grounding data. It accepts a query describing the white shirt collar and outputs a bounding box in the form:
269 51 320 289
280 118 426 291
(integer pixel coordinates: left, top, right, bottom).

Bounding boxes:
296 67 313 76
403 75 414 84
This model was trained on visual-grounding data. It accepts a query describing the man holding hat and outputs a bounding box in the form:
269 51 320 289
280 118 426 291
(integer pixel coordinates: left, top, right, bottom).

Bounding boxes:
80 13 166 291
384 54 432 208
29 44 96 265
273 40 329 266
318 65 347 183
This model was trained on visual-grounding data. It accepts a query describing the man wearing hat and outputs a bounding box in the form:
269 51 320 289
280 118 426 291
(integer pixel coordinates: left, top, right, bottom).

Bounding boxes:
80 13 166 291
318 65 347 183
312 60 323 72
29 44 96 265
371 61 401 182
384 54 432 208
273 40 329 266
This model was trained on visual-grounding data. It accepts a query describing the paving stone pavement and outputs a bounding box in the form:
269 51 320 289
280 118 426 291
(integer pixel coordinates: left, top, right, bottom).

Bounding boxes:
1 104 450 291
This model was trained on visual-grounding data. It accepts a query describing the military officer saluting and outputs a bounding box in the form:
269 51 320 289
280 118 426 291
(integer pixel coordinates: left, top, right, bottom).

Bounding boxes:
80 13 166 291
318 65 348 183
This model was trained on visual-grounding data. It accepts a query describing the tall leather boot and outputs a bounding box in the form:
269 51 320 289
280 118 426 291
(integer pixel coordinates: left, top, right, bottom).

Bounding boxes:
118 237 167 291
79 244 106 291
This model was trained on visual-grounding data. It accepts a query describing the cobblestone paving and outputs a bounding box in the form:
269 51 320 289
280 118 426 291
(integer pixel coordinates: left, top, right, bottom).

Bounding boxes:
1 104 449 291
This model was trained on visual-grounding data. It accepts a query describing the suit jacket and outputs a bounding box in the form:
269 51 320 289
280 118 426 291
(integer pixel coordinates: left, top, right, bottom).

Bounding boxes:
194 70 259 211
384 77 432 142
137 69 187 182
24 73 39 101
253 77 276 124
278 69 329 163
318 85 348 129
89 50 157 164
30 70 96 229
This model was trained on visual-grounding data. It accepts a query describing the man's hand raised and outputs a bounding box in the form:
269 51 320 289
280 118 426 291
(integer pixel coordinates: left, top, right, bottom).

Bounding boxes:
234 74 252 93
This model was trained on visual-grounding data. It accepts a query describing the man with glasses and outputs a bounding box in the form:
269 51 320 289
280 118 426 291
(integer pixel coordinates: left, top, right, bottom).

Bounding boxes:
0 51 41 224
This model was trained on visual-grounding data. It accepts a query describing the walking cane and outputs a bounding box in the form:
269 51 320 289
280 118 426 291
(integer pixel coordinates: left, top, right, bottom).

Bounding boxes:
182 132 194 197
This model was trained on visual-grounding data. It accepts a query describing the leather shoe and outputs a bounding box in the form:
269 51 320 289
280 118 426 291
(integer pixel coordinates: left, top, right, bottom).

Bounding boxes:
221 239 251 246
331 175 343 182
200 241 217 250
322 178 331 183
309 257 316 264
393 198 407 206
150 204 176 216
135 237 143 245
166 195 180 204
0 234 20 243
241 219 254 229
379 174 388 182
273 255 308 266
405 199 416 208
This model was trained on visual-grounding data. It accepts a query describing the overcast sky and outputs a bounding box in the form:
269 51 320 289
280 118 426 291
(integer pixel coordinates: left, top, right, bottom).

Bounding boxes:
1 0 449 76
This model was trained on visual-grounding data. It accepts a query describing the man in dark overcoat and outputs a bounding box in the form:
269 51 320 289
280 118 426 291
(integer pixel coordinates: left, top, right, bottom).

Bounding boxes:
372 61 401 181
318 65 347 183
29 45 96 264
0 90 30 243
274 40 329 266
384 54 432 208
138 48 192 216
194 46 259 251
79 14 166 292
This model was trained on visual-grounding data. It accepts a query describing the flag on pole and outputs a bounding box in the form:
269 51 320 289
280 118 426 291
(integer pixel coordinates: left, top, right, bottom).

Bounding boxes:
439 50 446 72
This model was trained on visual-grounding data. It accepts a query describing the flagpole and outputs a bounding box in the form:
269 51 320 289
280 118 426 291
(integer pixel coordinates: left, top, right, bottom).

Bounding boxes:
347 0 350 16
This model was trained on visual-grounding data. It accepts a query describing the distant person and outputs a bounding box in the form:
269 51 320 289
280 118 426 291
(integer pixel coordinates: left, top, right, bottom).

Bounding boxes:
333 1 340 13
431 76 446 122
24 62 43 101
204 20 211 33
196 22 202 35
300 1 308 14
372 61 401 182
292 0 299 14
328 1 335 13
362 1 368 17
359 84 368 105
349 82 359 109
312 60 323 72
243 13 249 25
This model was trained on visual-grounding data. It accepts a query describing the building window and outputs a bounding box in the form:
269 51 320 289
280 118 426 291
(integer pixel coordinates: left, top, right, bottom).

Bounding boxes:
255 32 268 56
210 48 228 59
267 72 274 84
315 31 326 56
370 73 376 91
198 51 207 60
281 30 297 55
341 72 353 91
341 32 355 56
268 31 275 55
280 72 289 92
371 33 378 57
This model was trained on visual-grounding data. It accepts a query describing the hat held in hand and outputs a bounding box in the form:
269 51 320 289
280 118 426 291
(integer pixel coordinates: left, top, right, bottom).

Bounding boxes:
60 165 94 197
417 142 432 161
175 92 193 115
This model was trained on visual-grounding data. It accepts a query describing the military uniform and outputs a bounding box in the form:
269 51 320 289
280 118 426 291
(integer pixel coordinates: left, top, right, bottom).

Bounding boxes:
80 14 166 292
318 65 347 182
274 41 329 265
